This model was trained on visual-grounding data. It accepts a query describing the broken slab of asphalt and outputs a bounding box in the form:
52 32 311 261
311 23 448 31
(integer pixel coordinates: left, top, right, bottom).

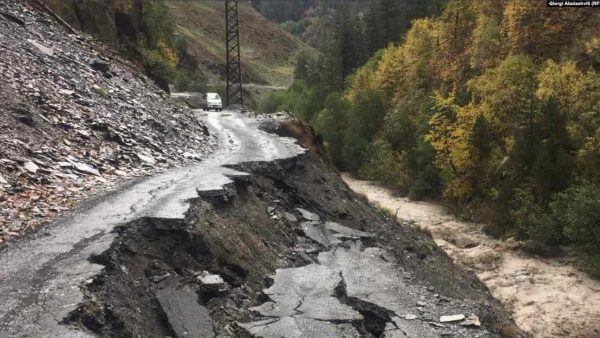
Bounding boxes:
0 112 528 338
0 111 302 337
64 156 527 337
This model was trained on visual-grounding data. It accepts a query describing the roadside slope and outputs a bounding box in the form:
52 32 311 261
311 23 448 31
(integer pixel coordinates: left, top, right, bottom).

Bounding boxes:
0 0 216 242
61 133 528 338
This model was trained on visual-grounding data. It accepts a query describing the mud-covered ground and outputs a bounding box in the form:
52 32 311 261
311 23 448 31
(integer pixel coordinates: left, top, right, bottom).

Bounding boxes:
343 175 600 338
64 151 527 338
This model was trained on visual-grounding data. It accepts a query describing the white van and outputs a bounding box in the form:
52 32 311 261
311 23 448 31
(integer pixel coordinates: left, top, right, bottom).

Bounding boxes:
203 93 223 111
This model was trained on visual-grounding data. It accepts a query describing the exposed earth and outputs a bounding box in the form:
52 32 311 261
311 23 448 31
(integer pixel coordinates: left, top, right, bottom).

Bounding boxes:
0 110 527 338
343 175 600 338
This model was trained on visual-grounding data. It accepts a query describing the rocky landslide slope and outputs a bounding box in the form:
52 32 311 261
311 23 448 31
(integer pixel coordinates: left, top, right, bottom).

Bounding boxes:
65 149 529 338
0 0 216 243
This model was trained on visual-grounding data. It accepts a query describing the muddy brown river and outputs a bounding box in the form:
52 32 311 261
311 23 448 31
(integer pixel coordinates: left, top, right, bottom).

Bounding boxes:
343 174 600 338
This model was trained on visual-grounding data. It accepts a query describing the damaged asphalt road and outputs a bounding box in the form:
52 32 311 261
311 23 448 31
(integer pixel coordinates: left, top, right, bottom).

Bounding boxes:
241 211 497 338
0 111 526 338
0 110 303 338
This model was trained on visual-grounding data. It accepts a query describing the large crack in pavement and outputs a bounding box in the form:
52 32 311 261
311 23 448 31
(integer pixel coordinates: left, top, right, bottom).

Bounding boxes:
1 112 526 338
0 111 304 337
238 210 499 338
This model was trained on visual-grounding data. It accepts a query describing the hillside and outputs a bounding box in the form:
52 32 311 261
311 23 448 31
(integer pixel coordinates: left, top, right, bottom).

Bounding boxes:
0 0 215 242
166 1 317 87
39 0 318 90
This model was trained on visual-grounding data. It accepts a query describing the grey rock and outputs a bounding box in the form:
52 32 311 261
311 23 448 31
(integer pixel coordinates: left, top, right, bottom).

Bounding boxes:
459 314 481 327
155 284 216 338
283 212 297 222
197 271 225 286
9 103 37 126
89 59 110 73
57 162 73 168
183 151 201 161
23 161 39 173
324 222 372 239
300 221 341 247
296 208 320 221
151 272 171 283
27 39 53 56
114 170 127 176
0 173 7 184
68 160 101 176
0 12 25 26
136 153 156 166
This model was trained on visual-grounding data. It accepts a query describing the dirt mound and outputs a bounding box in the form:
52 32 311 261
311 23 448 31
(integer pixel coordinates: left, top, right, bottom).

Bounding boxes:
0 0 216 242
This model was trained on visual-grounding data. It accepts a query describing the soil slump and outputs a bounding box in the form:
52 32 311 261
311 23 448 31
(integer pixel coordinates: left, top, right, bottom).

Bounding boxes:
63 153 525 337
343 174 600 338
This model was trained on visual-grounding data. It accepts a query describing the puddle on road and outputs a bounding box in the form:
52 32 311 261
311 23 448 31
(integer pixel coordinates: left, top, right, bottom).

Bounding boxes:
342 174 600 338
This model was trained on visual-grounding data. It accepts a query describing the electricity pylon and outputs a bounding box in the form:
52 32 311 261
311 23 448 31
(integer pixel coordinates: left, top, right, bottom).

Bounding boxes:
225 0 243 108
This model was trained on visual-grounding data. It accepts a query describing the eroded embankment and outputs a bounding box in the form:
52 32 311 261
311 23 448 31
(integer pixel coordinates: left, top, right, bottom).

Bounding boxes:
64 153 526 338
343 175 600 338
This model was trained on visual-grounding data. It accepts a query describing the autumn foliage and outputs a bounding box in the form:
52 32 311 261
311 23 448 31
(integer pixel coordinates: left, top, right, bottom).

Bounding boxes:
282 0 600 274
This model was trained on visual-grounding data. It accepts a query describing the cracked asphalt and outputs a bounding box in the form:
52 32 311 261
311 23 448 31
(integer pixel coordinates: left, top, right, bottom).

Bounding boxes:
0 110 304 338
239 210 501 338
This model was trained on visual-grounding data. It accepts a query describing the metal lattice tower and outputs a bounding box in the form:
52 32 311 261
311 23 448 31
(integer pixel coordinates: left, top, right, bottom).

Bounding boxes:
225 0 243 108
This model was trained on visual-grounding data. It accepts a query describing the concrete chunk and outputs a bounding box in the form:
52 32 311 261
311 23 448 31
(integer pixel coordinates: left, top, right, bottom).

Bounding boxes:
301 221 341 246
155 284 216 338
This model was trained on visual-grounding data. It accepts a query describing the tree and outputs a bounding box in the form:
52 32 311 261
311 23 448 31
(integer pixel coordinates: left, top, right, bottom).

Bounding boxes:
314 93 349 167
342 89 385 172
294 52 310 82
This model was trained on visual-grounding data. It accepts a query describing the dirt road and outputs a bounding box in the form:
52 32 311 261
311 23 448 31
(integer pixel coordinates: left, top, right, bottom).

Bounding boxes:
343 175 600 338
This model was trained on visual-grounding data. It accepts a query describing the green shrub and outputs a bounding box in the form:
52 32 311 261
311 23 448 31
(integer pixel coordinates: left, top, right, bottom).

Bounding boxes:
142 48 177 82
174 69 206 92
280 20 306 36
529 182 600 276
359 139 401 186
258 91 287 114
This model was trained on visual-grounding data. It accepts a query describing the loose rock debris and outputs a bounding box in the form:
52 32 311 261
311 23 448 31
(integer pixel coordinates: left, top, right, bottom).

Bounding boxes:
0 0 216 242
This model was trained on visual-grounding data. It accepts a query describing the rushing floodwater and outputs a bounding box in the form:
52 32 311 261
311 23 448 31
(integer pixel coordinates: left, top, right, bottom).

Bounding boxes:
342 174 600 338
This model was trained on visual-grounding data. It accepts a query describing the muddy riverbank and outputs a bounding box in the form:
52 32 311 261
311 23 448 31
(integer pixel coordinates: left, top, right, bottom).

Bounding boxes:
343 174 600 338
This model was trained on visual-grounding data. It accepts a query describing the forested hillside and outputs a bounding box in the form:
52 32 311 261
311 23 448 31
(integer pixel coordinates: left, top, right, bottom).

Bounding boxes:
253 0 445 52
264 0 600 275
